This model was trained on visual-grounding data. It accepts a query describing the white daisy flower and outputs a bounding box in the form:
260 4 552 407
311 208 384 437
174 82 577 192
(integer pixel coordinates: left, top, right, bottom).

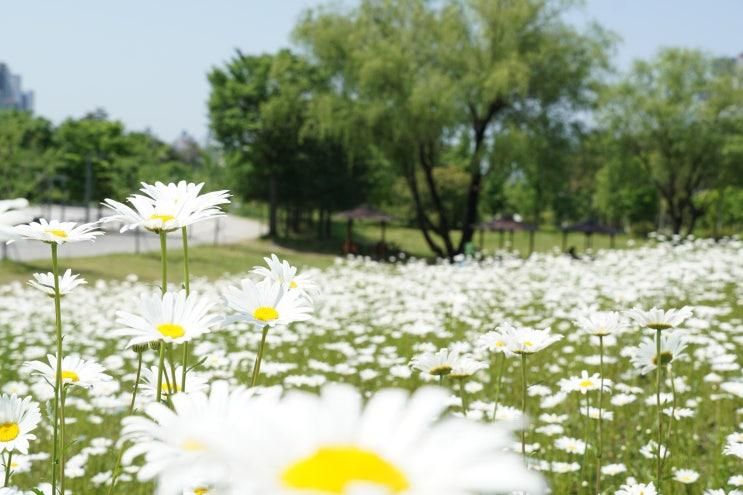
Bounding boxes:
121 381 262 494
227 384 545 494
24 354 112 391
140 366 208 399
11 219 102 244
252 254 319 300
410 348 460 377
630 331 687 375
673 468 700 483
27 269 86 297
477 328 513 355
601 463 626 475
449 356 487 379
616 481 657 495
722 382 743 398
115 290 221 347
559 370 612 395
102 181 230 233
627 306 693 331
503 323 562 355
575 311 624 337
223 279 313 328
724 440 743 459
0 394 41 455
554 437 586 455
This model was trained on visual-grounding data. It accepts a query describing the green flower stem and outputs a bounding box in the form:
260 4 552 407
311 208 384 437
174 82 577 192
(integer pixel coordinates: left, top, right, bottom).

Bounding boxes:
156 344 166 403
580 393 590 483
129 353 143 413
596 335 605 495
521 353 528 457
50 243 63 495
656 328 663 488
159 231 168 293
491 353 506 421
59 387 67 495
181 227 190 392
458 379 469 417
662 366 677 471
156 231 168 405
167 344 178 393
107 351 144 495
250 326 270 387
3 450 12 486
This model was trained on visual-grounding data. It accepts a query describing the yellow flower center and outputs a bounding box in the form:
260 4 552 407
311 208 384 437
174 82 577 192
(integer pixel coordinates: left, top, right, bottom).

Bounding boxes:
648 322 672 331
429 365 452 376
0 422 20 442
161 382 181 394
181 439 207 452
193 489 209 495
253 306 279 322
149 214 175 224
495 341 505 347
45 229 68 239
290 280 298 289
523 340 534 347
157 323 186 339
579 379 593 388
281 445 409 494
62 370 80 382
653 351 674 366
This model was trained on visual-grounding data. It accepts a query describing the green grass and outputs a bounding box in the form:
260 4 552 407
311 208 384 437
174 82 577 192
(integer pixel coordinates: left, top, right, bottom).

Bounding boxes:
0 238 333 285
0 219 632 286
274 220 632 259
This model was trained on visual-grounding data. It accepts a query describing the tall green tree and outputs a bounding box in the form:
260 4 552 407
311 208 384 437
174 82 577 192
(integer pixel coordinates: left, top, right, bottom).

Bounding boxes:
602 48 743 235
294 0 611 257
0 110 55 200
208 49 374 237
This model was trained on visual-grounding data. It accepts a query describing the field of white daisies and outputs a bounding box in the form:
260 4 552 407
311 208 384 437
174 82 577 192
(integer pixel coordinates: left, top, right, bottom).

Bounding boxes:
1 182 743 495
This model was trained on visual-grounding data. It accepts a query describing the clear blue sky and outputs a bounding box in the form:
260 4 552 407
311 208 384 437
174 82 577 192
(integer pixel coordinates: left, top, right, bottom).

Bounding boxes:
2 0 741 143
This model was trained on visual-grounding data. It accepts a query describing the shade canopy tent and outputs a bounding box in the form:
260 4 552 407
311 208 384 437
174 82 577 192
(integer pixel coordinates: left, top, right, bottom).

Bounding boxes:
477 215 538 255
561 220 623 250
335 205 394 256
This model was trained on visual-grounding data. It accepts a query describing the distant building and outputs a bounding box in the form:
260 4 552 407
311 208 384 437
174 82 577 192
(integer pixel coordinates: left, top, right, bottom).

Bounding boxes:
0 63 34 111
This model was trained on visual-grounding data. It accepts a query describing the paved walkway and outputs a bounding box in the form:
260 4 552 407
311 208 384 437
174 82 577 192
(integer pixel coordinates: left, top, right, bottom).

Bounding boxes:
2 205 266 261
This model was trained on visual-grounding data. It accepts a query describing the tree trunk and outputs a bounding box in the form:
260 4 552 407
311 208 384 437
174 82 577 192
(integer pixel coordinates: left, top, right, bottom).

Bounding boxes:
268 175 278 238
404 161 446 259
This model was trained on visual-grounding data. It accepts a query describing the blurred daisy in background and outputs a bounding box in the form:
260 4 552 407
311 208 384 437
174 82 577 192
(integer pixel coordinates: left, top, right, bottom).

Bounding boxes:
616 481 657 495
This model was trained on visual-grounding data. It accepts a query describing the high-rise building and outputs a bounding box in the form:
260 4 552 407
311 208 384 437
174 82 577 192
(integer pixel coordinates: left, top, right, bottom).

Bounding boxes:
0 63 34 111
